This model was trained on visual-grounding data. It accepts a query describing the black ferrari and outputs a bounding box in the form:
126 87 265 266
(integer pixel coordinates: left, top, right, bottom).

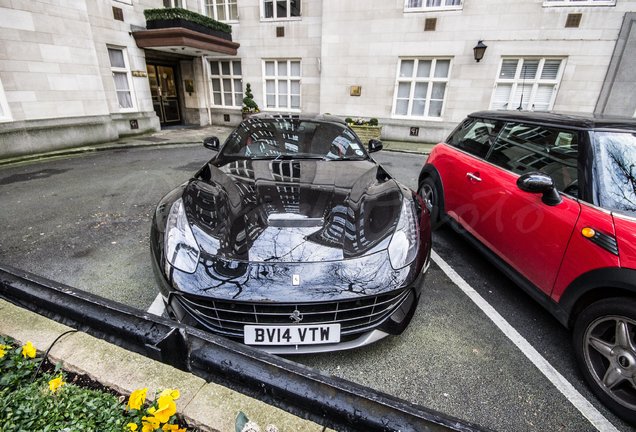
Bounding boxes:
150 114 431 353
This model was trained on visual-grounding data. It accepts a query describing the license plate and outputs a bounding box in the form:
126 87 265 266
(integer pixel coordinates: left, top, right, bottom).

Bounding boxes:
244 324 341 345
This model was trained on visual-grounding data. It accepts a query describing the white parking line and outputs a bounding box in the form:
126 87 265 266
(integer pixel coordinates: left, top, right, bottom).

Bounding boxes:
431 250 619 432
147 293 166 316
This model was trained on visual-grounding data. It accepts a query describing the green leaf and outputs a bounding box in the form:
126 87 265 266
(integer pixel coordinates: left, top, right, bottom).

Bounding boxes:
143 7 232 35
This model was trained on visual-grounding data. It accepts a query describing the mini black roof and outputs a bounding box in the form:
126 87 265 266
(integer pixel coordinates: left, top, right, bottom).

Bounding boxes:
469 110 636 132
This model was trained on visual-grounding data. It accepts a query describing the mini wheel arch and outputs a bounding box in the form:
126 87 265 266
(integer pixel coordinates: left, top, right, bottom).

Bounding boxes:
418 166 446 229
558 268 636 330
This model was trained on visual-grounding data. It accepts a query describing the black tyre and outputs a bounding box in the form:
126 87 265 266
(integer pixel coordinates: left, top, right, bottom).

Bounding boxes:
573 297 636 423
418 176 444 229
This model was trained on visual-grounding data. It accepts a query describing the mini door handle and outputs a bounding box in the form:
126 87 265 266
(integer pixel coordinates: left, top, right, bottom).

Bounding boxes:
466 172 482 182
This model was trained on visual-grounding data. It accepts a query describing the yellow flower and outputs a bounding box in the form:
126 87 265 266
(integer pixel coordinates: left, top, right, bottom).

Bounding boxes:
162 424 186 432
127 388 148 411
159 388 180 401
126 423 139 431
0 346 7 359
153 394 177 423
48 376 65 393
142 415 161 432
21 341 36 359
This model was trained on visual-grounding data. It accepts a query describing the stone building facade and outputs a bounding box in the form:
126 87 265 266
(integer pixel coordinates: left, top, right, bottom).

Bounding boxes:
0 0 635 158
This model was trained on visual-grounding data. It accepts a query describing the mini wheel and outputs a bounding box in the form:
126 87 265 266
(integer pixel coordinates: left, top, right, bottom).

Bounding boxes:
573 298 636 423
418 176 444 229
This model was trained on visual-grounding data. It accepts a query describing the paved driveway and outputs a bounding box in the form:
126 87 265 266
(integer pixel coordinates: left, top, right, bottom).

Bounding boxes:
0 146 632 432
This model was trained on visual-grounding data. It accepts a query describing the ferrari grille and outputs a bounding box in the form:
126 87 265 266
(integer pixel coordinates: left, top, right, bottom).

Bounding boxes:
172 289 410 338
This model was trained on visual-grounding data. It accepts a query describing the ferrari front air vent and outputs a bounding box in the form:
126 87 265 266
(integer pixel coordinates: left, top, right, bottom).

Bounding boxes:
172 289 410 338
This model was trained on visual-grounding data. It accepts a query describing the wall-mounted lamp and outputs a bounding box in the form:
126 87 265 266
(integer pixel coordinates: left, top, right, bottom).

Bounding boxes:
473 40 487 63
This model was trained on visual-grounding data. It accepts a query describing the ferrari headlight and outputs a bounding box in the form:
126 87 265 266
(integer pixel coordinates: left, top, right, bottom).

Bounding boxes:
388 199 419 269
165 198 200 273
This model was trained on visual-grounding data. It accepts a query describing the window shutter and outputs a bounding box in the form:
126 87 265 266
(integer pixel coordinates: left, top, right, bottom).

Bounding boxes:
512 84 533 110
492 84 512 109
541 60 561 80
520 60 539 80
499 60 518 79
532 85 555 111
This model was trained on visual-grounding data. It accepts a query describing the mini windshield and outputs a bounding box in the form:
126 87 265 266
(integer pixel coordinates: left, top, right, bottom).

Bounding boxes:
219 117 367 160
591 131 636 216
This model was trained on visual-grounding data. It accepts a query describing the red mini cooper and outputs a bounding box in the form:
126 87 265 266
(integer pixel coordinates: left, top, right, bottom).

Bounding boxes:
418 111 636 422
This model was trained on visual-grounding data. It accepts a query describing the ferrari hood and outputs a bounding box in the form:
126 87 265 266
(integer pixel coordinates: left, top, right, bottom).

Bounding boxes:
182 159 403 262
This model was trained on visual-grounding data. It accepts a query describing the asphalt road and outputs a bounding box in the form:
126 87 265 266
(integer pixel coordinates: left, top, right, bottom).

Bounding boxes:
0 145 633 432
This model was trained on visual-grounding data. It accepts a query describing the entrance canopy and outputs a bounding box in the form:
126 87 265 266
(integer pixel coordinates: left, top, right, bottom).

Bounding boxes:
133 27 239 57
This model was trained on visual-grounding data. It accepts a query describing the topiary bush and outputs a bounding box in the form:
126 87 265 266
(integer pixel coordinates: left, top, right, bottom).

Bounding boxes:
144 8 232 35
242 83 260 114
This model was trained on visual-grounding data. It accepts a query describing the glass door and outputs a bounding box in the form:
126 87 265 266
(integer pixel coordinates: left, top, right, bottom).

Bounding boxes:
146 64 181 125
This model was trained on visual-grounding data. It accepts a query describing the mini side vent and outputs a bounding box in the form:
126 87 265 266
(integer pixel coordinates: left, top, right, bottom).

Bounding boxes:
276 26 285 37
565 13 582 28
112 6 124 21
424 18 437 31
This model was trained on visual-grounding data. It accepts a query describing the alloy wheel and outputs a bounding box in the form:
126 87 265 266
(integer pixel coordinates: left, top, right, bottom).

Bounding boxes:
583 315 636 411
419 183 434 212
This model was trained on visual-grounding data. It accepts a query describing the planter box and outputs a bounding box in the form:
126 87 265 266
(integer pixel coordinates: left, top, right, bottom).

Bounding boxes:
242 111 260 120
350 125 382 143
146 18 232 41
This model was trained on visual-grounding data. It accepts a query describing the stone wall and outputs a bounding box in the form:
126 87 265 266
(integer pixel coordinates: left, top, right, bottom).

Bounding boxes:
315 0 634 142
0 112 159 159
0 0 160 157
596 12 636 116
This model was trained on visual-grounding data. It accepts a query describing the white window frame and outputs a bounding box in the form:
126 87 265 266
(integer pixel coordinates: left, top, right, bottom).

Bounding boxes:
260 0 301 21
490 57 565 112
209 59 243 108
0 77 12 122
163 0 183 7
543 0 615 6
202 0 238 22
404 0 462 12
391 58 452 120
262 59 301 112
107 46 137 112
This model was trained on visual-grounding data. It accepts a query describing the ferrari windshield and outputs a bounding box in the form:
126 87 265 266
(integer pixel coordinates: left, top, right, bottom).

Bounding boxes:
219 117 368 160
592 131 636 216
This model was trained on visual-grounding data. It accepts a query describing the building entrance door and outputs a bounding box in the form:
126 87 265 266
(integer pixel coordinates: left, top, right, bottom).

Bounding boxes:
146 64 181 125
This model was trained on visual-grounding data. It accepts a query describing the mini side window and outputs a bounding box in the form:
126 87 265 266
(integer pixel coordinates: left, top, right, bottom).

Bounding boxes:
488 122 579 195
447 118 502 159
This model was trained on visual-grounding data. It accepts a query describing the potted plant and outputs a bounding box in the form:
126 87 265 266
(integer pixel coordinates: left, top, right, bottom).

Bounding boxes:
346 117 382 142
144 8 233 41
242 83 260 119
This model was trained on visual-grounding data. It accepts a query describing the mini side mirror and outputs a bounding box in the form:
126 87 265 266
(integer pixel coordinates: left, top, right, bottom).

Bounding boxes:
203 136 220 151
368 139 383 153
517 172 562 206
